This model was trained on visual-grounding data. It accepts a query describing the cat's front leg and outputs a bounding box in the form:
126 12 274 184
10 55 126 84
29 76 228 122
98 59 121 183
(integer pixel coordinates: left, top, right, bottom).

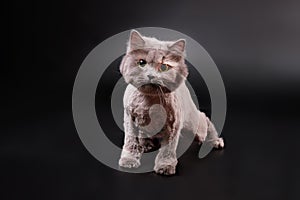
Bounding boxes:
119 135 143 168
154 129 180 175
119 111 143 168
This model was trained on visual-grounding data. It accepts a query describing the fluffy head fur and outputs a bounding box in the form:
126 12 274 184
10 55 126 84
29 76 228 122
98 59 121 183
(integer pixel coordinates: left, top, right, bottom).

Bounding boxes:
120 30 188 93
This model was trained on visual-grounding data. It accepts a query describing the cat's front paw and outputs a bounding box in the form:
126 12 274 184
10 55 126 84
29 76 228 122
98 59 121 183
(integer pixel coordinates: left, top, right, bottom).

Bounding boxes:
119 157 140 168
154 164 176 175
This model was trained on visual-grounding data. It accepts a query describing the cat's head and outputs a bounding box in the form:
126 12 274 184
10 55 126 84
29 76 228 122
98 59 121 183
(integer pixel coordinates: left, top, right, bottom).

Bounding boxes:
120 30 188 93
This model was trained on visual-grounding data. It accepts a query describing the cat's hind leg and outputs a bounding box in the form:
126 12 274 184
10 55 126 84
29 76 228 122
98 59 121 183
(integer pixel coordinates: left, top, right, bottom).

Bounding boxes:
194 111 224 148
204 117 224 148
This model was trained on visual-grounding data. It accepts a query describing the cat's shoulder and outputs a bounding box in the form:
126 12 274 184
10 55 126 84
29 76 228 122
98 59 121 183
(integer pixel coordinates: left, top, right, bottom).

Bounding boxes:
123 84 138 105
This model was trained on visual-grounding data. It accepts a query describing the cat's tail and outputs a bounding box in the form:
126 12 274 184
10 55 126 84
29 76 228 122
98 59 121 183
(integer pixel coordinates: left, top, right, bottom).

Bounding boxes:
194 111 224 149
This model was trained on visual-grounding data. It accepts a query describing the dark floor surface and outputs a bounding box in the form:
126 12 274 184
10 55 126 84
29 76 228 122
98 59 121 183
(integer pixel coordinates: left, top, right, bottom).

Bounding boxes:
2 93 300 200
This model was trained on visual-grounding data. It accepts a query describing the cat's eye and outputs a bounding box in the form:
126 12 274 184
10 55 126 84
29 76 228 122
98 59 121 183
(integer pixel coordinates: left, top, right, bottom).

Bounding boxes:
137 59 147 67
159 64 169 72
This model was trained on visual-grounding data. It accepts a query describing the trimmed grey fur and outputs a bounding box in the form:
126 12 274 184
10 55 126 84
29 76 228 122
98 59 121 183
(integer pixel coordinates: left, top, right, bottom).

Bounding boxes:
118 30 224 175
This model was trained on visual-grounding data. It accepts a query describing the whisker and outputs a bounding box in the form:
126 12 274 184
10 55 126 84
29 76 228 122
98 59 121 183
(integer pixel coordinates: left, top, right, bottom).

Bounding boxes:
158 85 166 105
157 87 163 105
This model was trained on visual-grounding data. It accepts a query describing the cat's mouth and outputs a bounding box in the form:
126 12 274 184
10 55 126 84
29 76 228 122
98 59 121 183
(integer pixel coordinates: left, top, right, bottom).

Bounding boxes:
137 83 171 94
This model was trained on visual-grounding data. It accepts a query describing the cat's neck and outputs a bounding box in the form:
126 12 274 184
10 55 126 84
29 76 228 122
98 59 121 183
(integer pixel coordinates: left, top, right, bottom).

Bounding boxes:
136 84 171 96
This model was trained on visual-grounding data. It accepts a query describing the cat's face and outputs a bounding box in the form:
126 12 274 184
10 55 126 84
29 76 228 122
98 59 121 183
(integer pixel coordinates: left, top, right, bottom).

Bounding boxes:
120 30 188 93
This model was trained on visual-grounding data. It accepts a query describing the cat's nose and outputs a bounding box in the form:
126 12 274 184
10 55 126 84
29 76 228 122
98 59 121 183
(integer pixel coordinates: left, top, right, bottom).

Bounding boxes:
147 75 155 80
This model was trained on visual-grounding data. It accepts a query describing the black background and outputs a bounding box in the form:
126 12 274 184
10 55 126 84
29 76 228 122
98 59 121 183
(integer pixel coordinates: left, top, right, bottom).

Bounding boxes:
6 0 300 199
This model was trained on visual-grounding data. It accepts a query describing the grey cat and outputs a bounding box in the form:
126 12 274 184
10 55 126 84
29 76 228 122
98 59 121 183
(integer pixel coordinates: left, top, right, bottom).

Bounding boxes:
118 30 224 175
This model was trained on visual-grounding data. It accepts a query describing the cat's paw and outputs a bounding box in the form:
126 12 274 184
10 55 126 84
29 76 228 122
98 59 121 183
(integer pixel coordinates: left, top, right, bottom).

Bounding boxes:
154 164 176 175
119 157 140 168
211 137 224 149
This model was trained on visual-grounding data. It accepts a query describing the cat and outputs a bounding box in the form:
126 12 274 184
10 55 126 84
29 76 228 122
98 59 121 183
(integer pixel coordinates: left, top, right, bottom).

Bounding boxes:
118 30 224 175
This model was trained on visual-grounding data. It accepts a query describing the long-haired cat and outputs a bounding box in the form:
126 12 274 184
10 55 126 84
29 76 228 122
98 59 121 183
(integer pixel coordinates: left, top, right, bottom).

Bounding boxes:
118 30 224 175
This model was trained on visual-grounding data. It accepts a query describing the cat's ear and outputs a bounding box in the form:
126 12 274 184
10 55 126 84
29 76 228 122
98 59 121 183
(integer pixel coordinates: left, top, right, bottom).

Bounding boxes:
128 30 145 52
169 39 186 53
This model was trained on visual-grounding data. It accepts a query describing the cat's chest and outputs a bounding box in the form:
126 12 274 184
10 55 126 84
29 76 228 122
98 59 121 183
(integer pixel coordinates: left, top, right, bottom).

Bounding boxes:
127 92 176 131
